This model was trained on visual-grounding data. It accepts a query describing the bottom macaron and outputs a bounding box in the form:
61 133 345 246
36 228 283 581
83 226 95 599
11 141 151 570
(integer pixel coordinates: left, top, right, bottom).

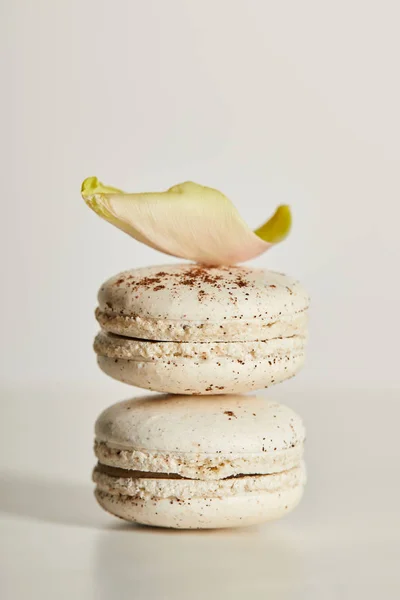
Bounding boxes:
93 394 307 529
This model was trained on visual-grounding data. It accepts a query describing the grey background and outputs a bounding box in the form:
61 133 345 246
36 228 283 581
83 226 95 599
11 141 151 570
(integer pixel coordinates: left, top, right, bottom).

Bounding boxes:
1 2 400 598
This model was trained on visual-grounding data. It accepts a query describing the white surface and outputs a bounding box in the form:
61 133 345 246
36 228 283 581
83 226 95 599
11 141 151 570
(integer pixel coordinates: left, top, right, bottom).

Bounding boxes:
1 384 399 599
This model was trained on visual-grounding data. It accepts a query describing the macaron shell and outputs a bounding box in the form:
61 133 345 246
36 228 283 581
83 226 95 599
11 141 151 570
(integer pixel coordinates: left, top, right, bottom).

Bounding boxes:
95 395 305 454
96 264 309 342
97 350 305 395
94 481 304 529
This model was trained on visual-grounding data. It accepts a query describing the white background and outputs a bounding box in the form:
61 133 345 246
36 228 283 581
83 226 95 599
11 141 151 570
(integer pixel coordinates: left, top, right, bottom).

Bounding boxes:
1 1 400 598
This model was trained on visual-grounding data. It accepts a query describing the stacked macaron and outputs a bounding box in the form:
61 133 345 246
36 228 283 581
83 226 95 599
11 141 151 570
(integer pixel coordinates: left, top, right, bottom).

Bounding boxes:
82 177 309 529
94 263 309 395
93 395 306 528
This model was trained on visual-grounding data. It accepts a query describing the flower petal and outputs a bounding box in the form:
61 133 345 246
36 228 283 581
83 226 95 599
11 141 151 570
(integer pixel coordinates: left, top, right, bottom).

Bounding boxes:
81 177 291 265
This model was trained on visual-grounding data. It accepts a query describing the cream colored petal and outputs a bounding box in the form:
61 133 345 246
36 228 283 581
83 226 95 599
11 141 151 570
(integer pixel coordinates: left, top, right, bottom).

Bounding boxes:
81 177 291 265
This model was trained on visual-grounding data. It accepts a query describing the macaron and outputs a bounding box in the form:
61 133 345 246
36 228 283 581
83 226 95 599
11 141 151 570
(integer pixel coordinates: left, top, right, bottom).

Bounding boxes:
94 263 309 395
93 394 306 529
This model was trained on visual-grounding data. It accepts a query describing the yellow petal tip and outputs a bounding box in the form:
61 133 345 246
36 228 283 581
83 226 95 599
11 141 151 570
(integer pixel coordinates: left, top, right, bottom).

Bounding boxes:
81 176 99 197
81 176 123 198
255 204 292 243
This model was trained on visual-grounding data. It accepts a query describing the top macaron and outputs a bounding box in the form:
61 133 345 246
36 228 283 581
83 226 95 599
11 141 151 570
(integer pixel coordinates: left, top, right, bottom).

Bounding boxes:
94 263 309 395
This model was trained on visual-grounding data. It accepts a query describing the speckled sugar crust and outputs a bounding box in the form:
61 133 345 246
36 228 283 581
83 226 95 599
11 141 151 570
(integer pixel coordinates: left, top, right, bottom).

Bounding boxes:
96 263 309 342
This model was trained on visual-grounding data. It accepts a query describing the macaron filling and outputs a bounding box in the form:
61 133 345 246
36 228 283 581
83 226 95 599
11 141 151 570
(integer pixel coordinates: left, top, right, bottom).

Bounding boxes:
94 442 304 481
95 307 308 343
93 462 306 501
95 462 292 481
94 330 307 361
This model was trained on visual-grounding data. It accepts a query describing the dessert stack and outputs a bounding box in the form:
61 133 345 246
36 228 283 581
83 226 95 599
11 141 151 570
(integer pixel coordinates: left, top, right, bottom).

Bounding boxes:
82 177 309 529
